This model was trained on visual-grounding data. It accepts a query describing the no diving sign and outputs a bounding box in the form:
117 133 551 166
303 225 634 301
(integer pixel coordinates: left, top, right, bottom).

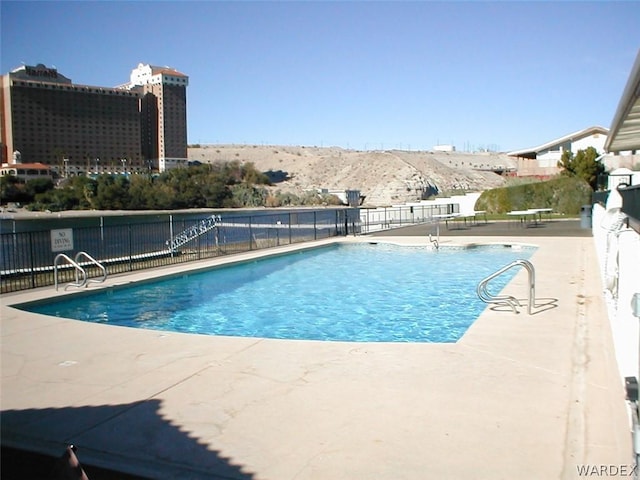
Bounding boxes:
51 229 74 252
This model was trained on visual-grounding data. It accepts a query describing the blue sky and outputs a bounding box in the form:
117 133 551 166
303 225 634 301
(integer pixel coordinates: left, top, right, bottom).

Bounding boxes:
2 1 639 152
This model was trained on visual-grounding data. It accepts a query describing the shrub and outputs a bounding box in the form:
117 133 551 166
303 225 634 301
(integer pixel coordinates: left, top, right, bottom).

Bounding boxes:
475 176 591 215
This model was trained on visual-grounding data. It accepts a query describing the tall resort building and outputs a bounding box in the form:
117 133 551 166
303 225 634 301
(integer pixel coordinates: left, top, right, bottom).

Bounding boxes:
126 64 189 172
0 63 188 176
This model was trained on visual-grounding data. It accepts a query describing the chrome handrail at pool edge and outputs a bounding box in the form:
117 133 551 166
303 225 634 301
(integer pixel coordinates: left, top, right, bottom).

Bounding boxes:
54 253 87 291
74 251 108 286
477 259 535 315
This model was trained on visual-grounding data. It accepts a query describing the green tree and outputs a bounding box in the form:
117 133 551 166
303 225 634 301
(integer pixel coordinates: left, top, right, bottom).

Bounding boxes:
128 175 155 210
19 160 282 211
228 184 267 207
241 162 270 185
68 176 97 209
24 178 54 198
1 175 25 204
147 183 176 209
202 178 232 207
557 146 604 190
35 176 95 210
94 175 131 209
272 191 301 207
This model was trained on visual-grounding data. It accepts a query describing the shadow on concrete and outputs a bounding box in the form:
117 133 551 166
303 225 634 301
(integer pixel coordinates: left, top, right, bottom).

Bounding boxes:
486 297 559 315
532 297 560 314
1 399 255 480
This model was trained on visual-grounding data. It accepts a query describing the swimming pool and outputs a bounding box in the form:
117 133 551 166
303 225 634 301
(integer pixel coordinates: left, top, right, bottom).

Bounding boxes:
21 242 535 343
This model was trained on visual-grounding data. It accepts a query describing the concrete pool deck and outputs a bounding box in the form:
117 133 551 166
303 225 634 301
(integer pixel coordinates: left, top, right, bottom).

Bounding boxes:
0 232 633 479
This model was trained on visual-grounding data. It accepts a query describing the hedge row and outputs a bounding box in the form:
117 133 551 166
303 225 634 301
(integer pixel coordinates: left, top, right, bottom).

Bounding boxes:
475 176 592 215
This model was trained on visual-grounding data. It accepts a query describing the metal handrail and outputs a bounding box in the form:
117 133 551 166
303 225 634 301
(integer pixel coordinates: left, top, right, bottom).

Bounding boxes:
54 253 87 291
428 234 439 250
74 251 107 285
477 259 535 315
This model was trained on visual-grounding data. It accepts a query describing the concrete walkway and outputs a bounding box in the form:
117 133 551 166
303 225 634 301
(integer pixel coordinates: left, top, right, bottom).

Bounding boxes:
0 234 632 479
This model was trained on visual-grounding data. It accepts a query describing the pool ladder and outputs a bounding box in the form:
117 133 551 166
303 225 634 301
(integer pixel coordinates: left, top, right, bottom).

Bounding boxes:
428 234 439 250
54 252 107 291
477 259 535 315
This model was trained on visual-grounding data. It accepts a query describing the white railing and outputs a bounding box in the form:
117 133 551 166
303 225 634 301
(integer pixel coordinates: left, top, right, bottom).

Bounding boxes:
54 254 87 291
74 251 107 286
166 214 222 251
54 252 107 291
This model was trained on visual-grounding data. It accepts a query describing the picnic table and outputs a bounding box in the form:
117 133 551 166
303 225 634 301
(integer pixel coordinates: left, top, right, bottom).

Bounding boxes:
528 208 553 222
433 211 487 229
507 208 552 226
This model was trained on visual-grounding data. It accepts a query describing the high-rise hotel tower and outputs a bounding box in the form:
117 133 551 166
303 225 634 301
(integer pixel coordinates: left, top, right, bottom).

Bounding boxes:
126 64 189 172
0 63 188 175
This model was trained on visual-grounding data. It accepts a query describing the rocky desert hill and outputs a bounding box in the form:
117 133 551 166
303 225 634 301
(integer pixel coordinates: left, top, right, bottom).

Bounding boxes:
188 145 518 206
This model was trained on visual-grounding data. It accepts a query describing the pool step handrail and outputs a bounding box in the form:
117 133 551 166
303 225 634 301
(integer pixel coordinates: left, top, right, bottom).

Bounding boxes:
54 253 87 291
477 259 535 315
74 251 107 285
167 214 222 251
428 234 439 250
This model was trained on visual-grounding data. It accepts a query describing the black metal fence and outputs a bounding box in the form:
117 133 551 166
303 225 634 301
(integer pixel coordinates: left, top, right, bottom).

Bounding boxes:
1 209 360 293
619 184 640 224
1 203 458 294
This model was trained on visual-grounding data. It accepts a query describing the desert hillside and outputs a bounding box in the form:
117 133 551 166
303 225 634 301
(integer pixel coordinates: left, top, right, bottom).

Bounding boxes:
188 145 517 206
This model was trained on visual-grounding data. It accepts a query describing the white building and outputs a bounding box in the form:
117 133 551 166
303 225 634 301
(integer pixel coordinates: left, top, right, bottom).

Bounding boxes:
508 126 609 177
433 145 456 153
0 162 52 182
592 49 640 465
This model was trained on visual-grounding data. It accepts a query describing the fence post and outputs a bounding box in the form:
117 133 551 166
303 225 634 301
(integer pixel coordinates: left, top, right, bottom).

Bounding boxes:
314 212 317 240
99 216 104 259
128 224 133 271
289 213 292 244
29 232 36 289
169 215 174 258
249 217 253 250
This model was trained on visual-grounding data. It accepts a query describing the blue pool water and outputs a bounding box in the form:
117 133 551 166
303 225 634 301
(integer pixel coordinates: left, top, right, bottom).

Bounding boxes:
22 243 535 343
